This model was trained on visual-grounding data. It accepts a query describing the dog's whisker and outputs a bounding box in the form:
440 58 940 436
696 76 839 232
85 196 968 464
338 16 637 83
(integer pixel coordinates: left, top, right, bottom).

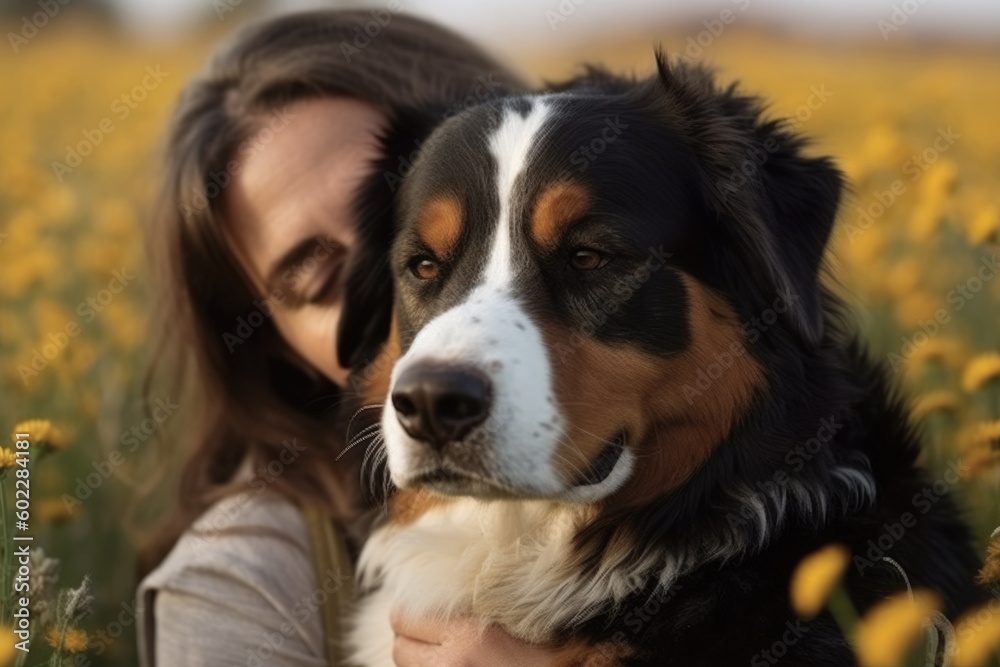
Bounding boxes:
360 440 389 504
337 427 384 461
353 419 383 434
566 423 622 449
365 452 386 481
360 436 385 469
347 403 385 435
553 452 591 481
346 421 382 443
343 432 383 458
550 434 593 480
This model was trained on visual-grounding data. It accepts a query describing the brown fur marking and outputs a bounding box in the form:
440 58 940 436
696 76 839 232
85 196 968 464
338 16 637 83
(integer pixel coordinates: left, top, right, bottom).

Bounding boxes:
357 315 400 407
415 195 463 259
388 488 449 526
543 272 765 508
531 181 591 250
549 639 634 666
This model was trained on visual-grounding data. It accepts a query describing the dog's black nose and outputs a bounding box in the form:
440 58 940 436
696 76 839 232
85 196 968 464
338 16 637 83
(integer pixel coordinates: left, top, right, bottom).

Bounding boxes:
391 365 491 448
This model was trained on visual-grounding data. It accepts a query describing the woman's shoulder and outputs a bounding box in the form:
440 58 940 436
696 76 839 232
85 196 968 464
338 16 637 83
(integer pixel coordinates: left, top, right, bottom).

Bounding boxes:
141 489 312 590
136 490 328 666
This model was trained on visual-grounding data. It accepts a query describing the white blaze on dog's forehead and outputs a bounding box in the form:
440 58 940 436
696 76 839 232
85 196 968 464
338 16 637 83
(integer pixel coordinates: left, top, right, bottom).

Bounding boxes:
383 97 630 502
483 100 552 288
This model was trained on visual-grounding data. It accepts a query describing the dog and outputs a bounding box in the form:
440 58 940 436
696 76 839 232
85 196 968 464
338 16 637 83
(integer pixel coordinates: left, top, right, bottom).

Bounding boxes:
335 53 985 665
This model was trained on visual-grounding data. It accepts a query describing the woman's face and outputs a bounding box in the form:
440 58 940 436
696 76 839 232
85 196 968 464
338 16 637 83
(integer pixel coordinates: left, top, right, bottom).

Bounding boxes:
224 97 387 387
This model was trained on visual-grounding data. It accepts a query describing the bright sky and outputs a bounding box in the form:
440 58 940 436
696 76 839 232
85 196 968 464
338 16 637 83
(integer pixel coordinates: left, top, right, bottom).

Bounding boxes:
110 0 1000 47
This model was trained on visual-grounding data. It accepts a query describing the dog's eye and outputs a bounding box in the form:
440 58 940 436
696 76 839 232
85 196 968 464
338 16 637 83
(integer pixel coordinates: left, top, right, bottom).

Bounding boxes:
409 257 440 280
570 248 609 271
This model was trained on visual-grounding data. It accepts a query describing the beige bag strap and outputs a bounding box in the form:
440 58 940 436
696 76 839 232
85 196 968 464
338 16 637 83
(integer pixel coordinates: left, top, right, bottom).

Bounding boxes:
301 503 355 666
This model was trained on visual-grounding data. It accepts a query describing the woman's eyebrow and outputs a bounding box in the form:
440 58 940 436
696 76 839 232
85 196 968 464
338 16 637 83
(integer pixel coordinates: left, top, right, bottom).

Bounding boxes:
265 236 332 291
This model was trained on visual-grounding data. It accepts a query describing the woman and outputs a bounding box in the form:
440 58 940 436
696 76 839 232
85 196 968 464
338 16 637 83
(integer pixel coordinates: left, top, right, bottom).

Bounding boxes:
137 10 557 666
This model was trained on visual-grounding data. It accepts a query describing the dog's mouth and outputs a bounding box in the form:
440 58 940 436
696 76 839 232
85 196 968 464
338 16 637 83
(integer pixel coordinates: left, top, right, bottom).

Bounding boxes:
407 431 628 500
573 432 627 487
414 467 522 500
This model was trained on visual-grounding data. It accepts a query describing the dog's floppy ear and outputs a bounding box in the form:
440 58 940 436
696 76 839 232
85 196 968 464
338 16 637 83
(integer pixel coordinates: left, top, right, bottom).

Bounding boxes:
336 107 443 370
756 140 844 345
652 53 843 348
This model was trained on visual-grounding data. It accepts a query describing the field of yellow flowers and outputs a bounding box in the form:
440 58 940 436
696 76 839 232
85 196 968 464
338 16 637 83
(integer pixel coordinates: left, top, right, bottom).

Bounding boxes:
0 17 997 666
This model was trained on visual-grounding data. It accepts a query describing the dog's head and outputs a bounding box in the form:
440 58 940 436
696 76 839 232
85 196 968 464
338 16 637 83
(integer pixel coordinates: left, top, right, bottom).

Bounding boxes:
342 55 843 508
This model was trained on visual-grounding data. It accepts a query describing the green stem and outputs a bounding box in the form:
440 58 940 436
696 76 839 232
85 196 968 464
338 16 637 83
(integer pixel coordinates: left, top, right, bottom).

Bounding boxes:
47 590 67 667
28 450 42 484
977 380 1000 424
828 584 860 643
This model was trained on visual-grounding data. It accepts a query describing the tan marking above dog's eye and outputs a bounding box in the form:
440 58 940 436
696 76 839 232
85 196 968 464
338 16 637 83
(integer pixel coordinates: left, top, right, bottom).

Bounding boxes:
415 195 464 260
570 248 609 271
410 257 440 280
531 181 591 250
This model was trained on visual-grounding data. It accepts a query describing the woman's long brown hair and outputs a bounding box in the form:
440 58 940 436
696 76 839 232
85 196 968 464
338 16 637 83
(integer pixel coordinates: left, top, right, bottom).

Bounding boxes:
139 9 525 576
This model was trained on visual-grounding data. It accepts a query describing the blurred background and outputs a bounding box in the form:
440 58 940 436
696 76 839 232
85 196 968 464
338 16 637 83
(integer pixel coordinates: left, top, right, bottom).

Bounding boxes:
0 0 998 663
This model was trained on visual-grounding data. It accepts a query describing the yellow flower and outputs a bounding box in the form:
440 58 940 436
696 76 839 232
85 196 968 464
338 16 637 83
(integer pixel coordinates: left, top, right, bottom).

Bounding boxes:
45 627 89 654
844 225 887 265
0 246 63 298
11 420 66 452
0 626 17 665
911 392 960 421
789 543 851 619
973 420 1000 449
920 159 958 201
886 259 922 297
36 498 79 523
962 446 998 480
978 533 1000 588
909 337 965 369
855 590 940 667
838 157 867 183
952 605 1000 667
893 292 940 330
0 449 16 472
961 353 1000 393
862 123 903 163
968 203 999 245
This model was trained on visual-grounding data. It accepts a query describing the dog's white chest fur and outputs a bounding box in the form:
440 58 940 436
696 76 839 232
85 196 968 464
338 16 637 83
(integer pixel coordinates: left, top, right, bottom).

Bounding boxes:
345 471 876 666
347 498 633 666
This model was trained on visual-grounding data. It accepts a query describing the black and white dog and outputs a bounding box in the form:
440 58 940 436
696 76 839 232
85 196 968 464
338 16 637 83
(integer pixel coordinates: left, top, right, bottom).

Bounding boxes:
337 54 985 665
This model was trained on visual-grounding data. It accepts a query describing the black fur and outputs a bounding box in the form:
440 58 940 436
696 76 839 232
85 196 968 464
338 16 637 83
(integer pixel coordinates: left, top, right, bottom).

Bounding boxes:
337 106 444 370
567 58 983 664
562 57 985 665
342 54 985 665
572 341 985 665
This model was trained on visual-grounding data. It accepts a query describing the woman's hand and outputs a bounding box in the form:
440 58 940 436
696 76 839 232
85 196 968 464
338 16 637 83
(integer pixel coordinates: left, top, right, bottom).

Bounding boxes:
390 609 559 667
